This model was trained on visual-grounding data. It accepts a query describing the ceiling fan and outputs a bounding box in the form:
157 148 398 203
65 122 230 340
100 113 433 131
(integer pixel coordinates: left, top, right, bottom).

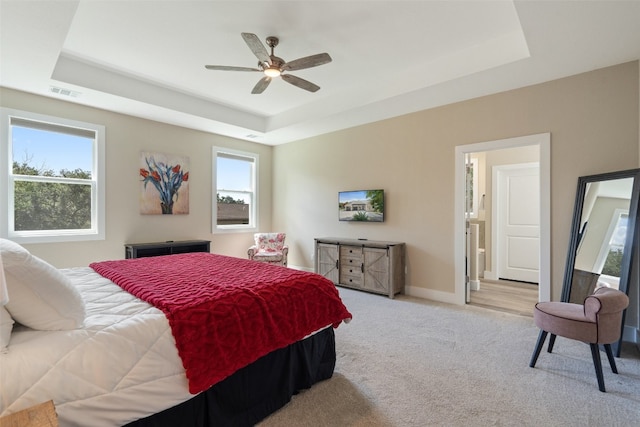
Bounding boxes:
205 33 332 94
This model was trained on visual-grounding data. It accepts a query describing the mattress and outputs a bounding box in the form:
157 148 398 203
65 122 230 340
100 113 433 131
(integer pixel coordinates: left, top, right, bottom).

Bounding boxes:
0 267 193 427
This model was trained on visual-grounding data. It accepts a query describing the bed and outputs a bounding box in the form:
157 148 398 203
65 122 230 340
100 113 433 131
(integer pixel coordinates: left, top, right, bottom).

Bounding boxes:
0 240 352 427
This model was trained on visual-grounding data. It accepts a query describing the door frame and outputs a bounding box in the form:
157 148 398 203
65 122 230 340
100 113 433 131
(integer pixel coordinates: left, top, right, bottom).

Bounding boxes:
454 133 551 305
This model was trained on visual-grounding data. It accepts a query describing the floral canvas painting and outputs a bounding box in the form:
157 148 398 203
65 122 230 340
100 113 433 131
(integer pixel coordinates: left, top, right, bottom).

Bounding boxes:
140 151 190 215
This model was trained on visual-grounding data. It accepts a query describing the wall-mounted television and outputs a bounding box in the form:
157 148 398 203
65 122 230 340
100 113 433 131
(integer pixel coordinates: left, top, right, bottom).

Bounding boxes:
338 189 384 222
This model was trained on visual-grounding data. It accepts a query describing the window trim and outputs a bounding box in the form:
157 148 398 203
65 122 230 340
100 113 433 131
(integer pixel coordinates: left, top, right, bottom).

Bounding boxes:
1 108 106 243
212 146 258 233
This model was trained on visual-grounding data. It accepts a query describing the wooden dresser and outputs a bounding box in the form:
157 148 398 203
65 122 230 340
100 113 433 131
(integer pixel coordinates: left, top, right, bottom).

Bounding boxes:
314 237 405 298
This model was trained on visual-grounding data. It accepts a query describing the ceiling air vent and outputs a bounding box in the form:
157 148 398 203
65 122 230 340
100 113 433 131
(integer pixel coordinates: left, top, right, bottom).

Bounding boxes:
49 86 81 97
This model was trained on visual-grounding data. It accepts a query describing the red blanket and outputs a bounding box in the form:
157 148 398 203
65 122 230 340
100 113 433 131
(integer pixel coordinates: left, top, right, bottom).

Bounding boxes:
90 253 352 394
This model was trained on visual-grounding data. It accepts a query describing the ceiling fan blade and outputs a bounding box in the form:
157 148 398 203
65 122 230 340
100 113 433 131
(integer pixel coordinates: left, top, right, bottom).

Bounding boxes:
283 53 332 71
241 32 271 66
205 65 261 72
281 74 320 93
252 76 271 94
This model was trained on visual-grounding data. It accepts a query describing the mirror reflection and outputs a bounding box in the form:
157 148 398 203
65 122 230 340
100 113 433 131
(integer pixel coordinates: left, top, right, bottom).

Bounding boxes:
570 178 634 303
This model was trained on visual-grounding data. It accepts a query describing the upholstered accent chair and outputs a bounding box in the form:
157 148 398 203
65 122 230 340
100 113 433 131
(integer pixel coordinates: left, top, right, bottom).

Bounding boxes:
248 233 288 267
529 287 629 392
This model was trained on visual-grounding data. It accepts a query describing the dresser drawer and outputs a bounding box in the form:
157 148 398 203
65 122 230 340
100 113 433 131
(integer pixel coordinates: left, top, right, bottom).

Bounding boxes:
340 245 363 265
340 271 363 286
340 253 363 286
340 245 362 257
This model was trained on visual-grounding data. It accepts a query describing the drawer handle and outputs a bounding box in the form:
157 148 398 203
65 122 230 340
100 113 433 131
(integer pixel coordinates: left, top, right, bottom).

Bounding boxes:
361 263 364 273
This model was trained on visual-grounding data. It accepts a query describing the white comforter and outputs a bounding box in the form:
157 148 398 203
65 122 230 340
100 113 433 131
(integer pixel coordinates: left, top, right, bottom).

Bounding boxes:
0 267 193 426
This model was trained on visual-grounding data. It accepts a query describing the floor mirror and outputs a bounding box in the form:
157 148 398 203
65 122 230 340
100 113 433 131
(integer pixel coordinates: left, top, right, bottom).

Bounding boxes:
561 168 640 356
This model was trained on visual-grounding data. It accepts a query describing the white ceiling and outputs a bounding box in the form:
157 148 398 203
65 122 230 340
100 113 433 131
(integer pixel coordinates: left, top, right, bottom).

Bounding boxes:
1 0 639 145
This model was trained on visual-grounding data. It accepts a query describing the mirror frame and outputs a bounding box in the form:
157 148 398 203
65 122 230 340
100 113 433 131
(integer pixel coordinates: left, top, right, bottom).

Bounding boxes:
561 168 640 356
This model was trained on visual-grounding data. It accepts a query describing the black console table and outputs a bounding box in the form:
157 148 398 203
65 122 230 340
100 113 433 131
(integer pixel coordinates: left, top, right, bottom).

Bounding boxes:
125 240 211 259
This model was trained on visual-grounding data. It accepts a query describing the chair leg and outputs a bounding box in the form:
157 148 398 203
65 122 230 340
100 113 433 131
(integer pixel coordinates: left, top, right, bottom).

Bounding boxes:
604 344 618 374
547 334 557 353
589 343 606 392
529 330 548 368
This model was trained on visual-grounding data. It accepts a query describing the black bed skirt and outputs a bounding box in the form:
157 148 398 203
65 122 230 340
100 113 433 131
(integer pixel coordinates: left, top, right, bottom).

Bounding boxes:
125 327 336 427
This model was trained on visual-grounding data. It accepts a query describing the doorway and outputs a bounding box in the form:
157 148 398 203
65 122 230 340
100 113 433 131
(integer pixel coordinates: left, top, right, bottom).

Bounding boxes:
454 133 551 307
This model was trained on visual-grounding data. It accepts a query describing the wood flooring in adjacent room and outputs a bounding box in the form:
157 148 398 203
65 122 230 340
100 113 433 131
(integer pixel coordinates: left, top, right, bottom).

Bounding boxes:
469 279 538 317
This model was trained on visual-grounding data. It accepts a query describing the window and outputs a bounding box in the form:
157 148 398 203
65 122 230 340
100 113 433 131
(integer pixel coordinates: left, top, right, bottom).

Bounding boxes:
1 108 105 243
596 209 628 280
212 147 258 232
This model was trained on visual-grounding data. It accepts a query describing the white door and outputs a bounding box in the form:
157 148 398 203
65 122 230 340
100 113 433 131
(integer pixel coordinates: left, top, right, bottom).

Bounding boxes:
497 164 540 283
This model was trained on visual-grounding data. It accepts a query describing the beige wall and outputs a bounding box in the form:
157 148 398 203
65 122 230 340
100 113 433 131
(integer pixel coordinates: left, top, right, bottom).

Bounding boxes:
1 61 638 304
0 88 273 267
273 61 640 302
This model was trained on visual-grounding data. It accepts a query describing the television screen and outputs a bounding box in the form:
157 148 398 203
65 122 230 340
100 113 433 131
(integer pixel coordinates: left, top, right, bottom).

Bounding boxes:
338 189 384 222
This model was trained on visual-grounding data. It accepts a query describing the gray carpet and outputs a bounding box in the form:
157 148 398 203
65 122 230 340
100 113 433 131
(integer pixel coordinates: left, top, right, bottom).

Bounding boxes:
259 288 640 426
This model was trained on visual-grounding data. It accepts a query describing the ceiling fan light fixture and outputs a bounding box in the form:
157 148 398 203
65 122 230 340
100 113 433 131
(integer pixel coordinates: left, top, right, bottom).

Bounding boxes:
205 33 332 94
264 67 281 78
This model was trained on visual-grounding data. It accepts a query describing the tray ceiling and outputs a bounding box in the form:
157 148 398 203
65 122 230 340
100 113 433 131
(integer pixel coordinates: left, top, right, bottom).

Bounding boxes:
1 1 639 145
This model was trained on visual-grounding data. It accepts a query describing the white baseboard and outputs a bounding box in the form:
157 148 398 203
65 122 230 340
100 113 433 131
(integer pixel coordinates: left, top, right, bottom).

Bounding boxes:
484 270 497 280
289 265 313 272
300 267 475 307
622 325 639 344
296 266 458 305
404 285 461 305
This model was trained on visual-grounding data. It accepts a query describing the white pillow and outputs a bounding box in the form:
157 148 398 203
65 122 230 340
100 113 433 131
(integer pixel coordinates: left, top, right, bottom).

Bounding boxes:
1 249 8 305
0 305 14 352
0 239 85 330
0 237 31 268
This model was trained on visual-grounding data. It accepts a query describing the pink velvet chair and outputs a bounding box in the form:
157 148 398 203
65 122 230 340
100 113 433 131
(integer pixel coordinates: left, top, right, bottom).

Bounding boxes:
247 233 288 267
529 287 629 392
